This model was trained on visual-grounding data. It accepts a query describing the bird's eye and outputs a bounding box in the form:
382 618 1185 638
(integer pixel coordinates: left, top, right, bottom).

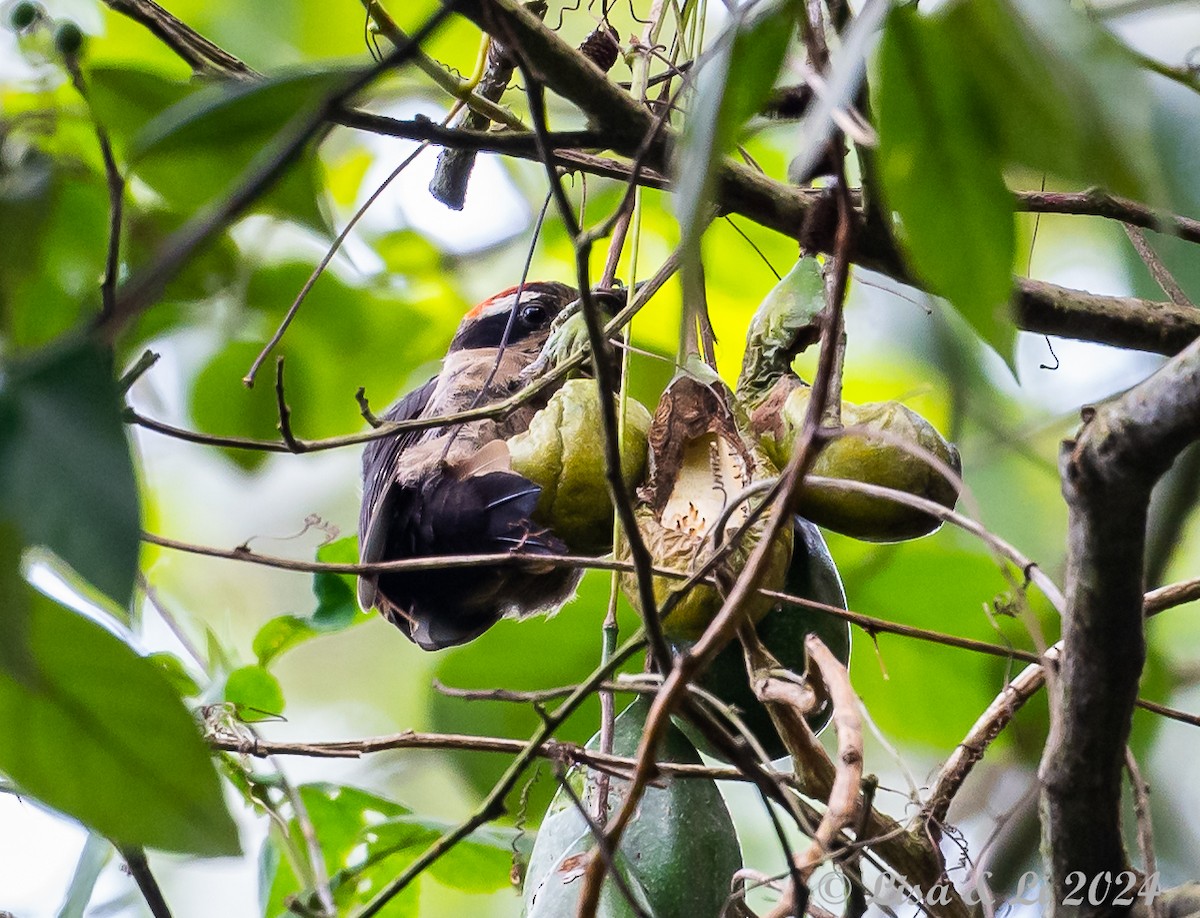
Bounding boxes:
520 303 549 327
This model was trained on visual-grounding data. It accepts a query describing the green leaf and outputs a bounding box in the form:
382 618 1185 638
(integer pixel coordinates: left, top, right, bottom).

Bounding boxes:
128 68 350 235
0 587 240 855
367 817 516 893
250 537 366 668
830 533 1038 751
85 66 196 154
312 535 362 629
130 68 348 161
252 615 319 668
0 525 32 680
524 697 743 917
942 0 1163 205
875 5 1016 368
224 665 285 721
1 168 108 351
56 833 112 918
147 652 202 699
262 783 421 918
675 0 799 251
0 337 141 608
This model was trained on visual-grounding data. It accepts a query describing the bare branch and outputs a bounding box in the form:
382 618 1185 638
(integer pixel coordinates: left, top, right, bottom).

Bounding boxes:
1041 334 1200 911
1124 223 1194 309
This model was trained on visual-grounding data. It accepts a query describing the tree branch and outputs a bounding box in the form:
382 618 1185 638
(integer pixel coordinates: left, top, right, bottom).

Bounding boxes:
1041 334 1200 913
1014 278 1200 356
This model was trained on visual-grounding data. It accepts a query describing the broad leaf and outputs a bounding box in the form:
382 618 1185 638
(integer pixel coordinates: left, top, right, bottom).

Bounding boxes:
86 66 196 154
252 615 320 668
875 6 1016 368
262 783 419 918
128 68 350 235
0 337 141 609
0 587 240 855
943 0 1164 206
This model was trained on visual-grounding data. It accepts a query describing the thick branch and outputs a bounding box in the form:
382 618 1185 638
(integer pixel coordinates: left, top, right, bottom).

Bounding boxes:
1014 278 1200 357
1041 335 1200 914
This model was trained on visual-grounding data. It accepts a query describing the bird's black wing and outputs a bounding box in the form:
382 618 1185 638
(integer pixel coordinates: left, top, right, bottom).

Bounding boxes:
358 376 438 607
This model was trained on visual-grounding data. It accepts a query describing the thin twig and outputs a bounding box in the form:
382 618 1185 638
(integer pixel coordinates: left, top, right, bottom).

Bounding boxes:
244 142 431 387
279 777 335 917
118 350 161 395
1123 222 1194 308
355 387 382 427
347 636 646 918
577 139 863 918
68 63 124 320
1124 747 1161 918
274 357 303 452
522 69 672 671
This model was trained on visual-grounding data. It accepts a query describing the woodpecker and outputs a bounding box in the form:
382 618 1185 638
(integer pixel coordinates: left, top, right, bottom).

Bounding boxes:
358 282 617 650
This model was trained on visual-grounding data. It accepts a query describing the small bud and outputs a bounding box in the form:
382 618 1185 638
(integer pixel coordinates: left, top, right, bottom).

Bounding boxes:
579 24 620 74
8 1 39 31
53 20 83 58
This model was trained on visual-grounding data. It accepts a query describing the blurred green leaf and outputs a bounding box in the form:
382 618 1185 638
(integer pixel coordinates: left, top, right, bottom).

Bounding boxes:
524 697 742 917
189 339 286 471
263 783 420 918
676 0 799 252
224 664 285 721
0 587 240 855
365 816 519 893
375 230 444 277
128 68 349 234
943 0 1164 206
253 615 319 668
0 525 33 681
313 535 363 628
424 824 517 893
86 66 196 154
833 533 1035 751
147 652 202 698
875 5 1016 368
188 263 450 471
130 68 349 162
0 338 140 609
0 162 108 350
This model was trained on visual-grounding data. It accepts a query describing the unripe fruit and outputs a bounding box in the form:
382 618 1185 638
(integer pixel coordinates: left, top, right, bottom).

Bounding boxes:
507 378 651 553
755 381 961 542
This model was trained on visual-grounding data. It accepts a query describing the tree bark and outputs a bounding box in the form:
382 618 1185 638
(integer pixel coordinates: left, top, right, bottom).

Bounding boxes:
1042 335 1200 916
